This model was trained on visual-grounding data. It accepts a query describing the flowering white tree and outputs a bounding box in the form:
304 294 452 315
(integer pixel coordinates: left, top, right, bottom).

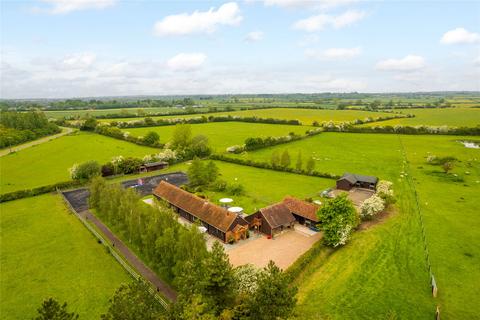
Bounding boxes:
334 225 352 247
233 264 263 295
377 180 394 198
360 194 385 219
69 163 79 180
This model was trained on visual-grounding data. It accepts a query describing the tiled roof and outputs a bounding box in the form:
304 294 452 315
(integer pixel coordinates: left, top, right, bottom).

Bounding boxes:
153 181 236 232
282 196 320 222
260 203 296 229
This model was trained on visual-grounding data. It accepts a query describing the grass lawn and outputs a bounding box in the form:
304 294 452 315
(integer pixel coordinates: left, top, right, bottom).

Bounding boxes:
160 160 333 214
0 131 158 193
121 122 310 153
363 107 480 127
0 194 130 319
226 132 479 318
97 108 395 125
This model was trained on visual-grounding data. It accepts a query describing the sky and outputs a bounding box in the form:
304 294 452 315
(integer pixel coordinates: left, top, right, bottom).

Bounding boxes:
1 0 479 99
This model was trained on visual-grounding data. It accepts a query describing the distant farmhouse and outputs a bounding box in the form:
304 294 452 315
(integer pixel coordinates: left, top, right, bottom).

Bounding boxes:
153 181 249 243
336 173 378 191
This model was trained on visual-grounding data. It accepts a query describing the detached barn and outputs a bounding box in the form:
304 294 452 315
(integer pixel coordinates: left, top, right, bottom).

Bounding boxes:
245 203 296 237
282 196 320 227
336 173 378 191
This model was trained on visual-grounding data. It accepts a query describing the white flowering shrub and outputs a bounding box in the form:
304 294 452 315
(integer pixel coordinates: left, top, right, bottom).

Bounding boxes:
334 225 352 247
69 163 79 180
156 149 177 163
233 264 263 295
360 194 385 219
111 155 124 166
376 180 395 205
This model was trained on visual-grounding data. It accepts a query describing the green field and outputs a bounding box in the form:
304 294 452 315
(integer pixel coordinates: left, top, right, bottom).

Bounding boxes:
0 194 130 319
97 108 396 125
44 107 205 119
0 131 158 193
224 132 479 318
363 107 480 128
167 160 333 213
121 122 310 152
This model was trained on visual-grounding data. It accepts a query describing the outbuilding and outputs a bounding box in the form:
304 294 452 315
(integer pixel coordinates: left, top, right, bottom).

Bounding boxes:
140 161 169 173
153 181 248 242
282 196 320 227
336 173 378 191
245 203 296 237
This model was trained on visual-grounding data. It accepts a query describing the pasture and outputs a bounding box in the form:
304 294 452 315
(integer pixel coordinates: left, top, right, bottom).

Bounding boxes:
163 160 333 213
121 122 310 152
225 132 479 318
0 131 158 193
98 108 396 125
363 107 480 127
44 107 179 119
0 194 130 319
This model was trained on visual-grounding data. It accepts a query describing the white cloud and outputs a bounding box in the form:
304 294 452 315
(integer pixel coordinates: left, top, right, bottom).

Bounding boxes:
440 27 480 45
260 0 357 10
153 2 242 36
375 55 425 72
36 0 116 14
293 10 366 32
62 52 96 69
474 56 480 66
166 53 207 71
245 31 264 42
306 47 362 59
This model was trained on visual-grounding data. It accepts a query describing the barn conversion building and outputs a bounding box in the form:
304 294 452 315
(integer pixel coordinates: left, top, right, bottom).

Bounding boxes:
153 181 249 242
336 173 378 191
245 197 320 236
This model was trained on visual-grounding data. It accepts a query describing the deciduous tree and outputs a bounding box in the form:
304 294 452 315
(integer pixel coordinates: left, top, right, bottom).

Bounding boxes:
33 298 78 320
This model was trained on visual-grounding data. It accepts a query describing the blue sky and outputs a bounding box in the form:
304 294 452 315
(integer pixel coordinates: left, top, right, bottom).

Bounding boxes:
1 0 479 98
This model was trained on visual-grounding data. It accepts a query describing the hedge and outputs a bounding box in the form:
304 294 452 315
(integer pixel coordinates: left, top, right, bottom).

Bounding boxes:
0 180 84 203
323 124 480 135
209 154 339 180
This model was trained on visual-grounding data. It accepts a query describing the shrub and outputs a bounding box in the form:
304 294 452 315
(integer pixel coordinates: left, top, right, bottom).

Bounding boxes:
142 131 160 146
227 183 245 196
69 161 101 180
360 194 385 219
101 162 115 177
0 180 83 203
318 194 358 247
376 180 395 204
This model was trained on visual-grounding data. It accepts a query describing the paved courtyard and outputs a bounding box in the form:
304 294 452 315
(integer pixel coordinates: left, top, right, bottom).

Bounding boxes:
227 227 322 270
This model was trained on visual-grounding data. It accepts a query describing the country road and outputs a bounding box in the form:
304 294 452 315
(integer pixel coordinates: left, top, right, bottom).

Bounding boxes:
0 127 74 157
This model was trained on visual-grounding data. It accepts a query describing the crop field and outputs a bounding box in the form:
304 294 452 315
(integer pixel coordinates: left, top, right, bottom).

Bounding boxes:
0 194 130 319
224 132 479 318
121 122 310 152
97 108 395 125
0 131 158 193
363 107 480 127
166 160 333 213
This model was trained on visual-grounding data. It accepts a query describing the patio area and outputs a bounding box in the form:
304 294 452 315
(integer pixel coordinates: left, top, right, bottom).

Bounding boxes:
227 228 322 270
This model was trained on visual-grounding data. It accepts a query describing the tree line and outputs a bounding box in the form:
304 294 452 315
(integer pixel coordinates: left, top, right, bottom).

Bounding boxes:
0 111 60 148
